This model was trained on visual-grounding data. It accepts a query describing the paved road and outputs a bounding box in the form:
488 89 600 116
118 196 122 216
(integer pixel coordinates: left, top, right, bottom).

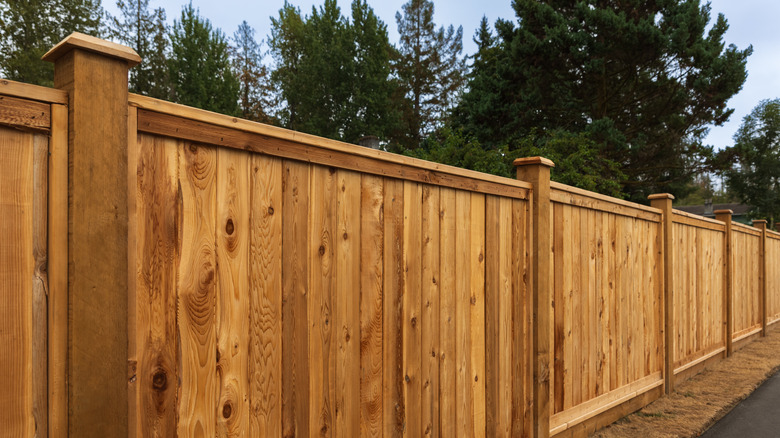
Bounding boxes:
699 369 780 437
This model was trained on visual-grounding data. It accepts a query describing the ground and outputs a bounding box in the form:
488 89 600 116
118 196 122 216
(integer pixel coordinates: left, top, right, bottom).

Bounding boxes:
591 325 780 438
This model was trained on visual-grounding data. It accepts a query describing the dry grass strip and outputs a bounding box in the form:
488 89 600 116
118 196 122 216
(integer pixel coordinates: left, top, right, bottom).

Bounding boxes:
591 325 780 438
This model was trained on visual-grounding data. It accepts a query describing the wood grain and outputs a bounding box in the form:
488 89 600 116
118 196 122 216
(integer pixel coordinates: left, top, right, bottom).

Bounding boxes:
421 184 440 438
177 142 218 438
0 126 34 436
135 134 179 437
382 178 405 437
249 155 282 436
359 174 384 437
0 78 69 104
32 133 48 438
455 189 473 436
335 170 361 437
402 181 423 436
281 159 310 437
470 193 487 437
438 188 457 438
0 95 50 130
216 147 250 437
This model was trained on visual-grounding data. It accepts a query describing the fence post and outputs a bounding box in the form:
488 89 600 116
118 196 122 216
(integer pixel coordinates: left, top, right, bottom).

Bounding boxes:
42 33 140 437
715 210 734 356
753 220 768 337
514 157 554 438
648 194 674 394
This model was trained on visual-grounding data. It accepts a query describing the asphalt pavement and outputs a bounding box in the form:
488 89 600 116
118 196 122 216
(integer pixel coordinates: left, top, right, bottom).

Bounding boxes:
699 369 780 437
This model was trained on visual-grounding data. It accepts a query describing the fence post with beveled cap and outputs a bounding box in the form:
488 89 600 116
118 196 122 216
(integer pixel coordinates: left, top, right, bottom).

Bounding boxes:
649 193 674 394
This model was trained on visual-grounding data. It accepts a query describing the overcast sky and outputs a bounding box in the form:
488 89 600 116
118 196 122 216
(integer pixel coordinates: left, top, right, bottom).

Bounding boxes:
102 0 780 151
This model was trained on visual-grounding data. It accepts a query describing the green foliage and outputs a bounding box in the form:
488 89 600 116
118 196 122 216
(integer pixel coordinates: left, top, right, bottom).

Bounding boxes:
106 0 170 99
720 99 780 223
454 0 751 201
231 21 274 123
393 0 466 148
405 128 515 177
269 0 398 144
515 130 626 198
169 3 239 115
0 0 103 86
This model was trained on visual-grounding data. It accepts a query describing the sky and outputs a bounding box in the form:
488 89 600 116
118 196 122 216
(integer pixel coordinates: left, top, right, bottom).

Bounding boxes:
102 0 780 151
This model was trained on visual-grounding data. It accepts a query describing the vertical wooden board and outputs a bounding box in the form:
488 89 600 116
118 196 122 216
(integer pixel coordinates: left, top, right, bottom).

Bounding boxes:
511 199 532 438
599 211 611 395
177 142 218 438
0 127 34 436
616 215 627 388
562 205 573 409
402 181 422 437
249 155 282 437
552 203 565 414
695 229 704 353
608 213 618 392
635 220 646 378
497 197 513 436
455 190 472 436
439 188 457 438
281 159 310 438
128 106 139 438
587 209 597 399
360 174 384 438
571 206 582 405
135 135 179 438
336 170 361 437
485 196 500 434
594 211 604 396
308 165 336 438
470 192 487 437
421 185 440 437
383 178 405 437
48 103 68 438
641 221 652 376
216 148 251 438
32 133 48 438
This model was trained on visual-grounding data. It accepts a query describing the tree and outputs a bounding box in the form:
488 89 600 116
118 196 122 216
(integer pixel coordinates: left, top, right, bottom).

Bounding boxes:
720 99 780 222
269 0 398 144
231 21 274 123
455 1 751 201
169 2 239 115
106 0 170 99
0 0 102 86
394 0 466 148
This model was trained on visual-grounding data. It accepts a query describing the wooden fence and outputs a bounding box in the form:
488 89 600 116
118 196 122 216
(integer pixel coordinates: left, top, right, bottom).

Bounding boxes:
2 33 780 438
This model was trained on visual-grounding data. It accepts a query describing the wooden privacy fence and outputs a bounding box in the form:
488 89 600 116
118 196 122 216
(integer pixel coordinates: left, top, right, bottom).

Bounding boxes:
2 33 780 438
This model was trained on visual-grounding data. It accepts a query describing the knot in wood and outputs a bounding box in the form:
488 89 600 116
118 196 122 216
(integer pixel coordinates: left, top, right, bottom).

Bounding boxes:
225 218 234 235
152 370 167 390
222 402 232 419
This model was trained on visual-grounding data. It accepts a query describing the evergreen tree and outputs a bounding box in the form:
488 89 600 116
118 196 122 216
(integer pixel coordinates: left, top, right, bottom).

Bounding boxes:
393 0 466 148
0 0 102 86
720 99 780 222
269 0 398 144
455 1 751 201
106 0 171 99
231 21 274 123
169 2 239 115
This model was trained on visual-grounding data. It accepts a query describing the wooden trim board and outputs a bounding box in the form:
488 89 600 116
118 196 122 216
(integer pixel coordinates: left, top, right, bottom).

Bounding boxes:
1 79 68 105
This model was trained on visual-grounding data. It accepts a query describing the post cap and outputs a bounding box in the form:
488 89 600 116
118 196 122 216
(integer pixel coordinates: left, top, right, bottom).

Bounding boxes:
752 220 768 225
513 156 555 168
647 193 675 201
42 32 141 67
714 209 734 215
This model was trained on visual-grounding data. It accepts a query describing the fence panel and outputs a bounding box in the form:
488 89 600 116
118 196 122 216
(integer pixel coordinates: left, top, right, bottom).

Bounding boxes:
129 96 534 437
548 184 664 436
0 82 68 438
670 212 726 378
768 231 780 325
731 223 762 344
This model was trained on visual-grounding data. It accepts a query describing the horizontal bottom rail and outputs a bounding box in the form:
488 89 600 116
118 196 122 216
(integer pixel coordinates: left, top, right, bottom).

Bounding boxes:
674 346 726 376
550 371 663 435
733 326 763 343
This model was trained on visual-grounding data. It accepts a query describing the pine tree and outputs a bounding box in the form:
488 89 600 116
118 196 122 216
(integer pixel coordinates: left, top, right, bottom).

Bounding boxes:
393 0 466 148
0 0 102 86
269 2 307 129
231 21 274 123
169 2 239 115
721 99 780 222
106 0 170 99
455 1 751 201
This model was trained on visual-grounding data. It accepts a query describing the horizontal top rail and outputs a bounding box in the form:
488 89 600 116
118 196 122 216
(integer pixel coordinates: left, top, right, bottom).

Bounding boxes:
0 78 68 105
767 229 780 240
671 210 726 232
129 93 532 199
550 181 661 222
732 221 762 236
